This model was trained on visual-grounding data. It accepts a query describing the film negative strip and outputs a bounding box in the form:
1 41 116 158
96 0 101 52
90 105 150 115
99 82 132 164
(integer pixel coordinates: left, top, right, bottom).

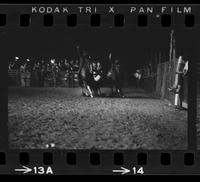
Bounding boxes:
0 4 200 175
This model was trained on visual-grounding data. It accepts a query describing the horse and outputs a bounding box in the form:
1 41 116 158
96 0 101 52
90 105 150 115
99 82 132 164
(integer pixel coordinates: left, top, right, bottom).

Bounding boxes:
89 54 124 97
77 46 95 98
105 55 124 97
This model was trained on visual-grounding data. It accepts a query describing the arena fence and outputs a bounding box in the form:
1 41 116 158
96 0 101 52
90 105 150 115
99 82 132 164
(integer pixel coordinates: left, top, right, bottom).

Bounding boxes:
141 58 188 108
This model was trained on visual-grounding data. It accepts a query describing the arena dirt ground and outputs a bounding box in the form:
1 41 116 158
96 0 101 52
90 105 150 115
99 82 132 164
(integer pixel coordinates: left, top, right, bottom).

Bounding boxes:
8 87 187 149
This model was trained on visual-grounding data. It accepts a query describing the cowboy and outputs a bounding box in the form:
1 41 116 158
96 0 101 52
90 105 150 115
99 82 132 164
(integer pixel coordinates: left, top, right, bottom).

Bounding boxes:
134 69 142 89
169 56 185 92
93 60 103 96
114 59 124 97
78 49 94 97
91 60 96 74
183 60 188 76
169 56 187 110
96 61 103 77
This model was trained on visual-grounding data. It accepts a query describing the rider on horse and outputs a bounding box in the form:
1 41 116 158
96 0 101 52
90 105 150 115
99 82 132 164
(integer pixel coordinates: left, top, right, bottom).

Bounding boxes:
107 53 124 97
92 60 103 96
77 46 95 97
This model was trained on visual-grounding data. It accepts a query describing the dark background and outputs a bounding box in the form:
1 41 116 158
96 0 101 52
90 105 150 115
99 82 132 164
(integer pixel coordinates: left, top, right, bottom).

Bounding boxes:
4 28 198 72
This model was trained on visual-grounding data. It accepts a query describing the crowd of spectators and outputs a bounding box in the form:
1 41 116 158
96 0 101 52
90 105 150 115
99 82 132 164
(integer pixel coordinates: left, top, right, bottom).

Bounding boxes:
8 57 80 87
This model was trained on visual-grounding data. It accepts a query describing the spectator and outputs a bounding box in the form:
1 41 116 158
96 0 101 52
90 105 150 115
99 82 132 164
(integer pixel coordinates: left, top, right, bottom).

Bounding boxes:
34 62 40 87
74 60 80 72
38 62 46 87
19 63 26 87
69 60 75 87
134 69 142 89
73 60 80 86
64 59 70 87
52 62 58 87
25 61 31 87
8 62 14 70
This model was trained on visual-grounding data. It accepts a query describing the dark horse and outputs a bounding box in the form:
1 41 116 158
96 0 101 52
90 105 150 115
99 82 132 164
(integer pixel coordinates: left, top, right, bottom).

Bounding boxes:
77 46 95 98
105 53 124 97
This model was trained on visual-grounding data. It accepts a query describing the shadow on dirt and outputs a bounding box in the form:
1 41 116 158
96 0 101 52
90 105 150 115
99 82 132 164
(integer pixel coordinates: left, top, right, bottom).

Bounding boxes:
85 93 159 100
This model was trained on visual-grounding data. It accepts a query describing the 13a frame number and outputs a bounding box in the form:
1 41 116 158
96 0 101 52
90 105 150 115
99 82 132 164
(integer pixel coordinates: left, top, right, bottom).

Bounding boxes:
33 166 53 175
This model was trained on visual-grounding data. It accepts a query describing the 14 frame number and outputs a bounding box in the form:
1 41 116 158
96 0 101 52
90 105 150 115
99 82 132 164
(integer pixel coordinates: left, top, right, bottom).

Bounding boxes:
133 167 144 175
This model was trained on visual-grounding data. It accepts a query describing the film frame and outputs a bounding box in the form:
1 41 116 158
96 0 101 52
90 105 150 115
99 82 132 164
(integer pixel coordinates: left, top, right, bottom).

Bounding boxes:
0 4 199 175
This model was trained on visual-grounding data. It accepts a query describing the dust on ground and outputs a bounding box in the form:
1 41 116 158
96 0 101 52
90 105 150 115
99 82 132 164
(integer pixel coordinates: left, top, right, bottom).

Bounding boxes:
8 87 187 149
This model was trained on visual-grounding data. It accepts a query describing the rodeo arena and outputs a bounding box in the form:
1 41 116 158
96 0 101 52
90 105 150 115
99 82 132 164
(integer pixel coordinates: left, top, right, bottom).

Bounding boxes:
8 30 190 149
